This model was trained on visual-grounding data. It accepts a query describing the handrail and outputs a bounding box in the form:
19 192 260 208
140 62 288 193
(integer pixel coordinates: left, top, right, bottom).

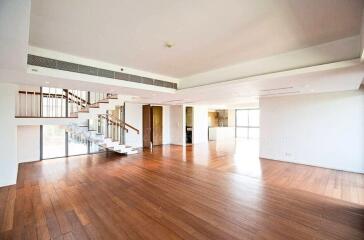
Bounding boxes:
18 90 87 109
64 89 89 105
99 114 129 133
100 113 140 134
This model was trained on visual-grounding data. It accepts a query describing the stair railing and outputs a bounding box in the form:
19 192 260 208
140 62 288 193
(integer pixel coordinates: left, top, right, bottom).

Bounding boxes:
99 114 139 134
98 115 126 143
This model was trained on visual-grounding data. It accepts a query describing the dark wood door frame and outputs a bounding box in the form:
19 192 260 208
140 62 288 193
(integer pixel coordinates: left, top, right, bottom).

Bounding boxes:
143 105 163 148
142 105 152 148
152 106 163 146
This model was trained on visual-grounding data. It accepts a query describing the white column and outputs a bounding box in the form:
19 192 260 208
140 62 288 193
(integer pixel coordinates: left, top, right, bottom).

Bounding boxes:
0 83 18 187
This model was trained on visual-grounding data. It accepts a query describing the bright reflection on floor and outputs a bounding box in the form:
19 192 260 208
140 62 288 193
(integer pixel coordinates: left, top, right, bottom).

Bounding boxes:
232 138 261 177
205 138 262 177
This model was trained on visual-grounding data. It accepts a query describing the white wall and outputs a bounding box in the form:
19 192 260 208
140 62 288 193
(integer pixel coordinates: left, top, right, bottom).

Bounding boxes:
162 105 171 144
0 0 30 71
192 106 208 144
260 90 364 173
17 125 40 163
0 83 18 186
125 102 143 148
170 105 185 145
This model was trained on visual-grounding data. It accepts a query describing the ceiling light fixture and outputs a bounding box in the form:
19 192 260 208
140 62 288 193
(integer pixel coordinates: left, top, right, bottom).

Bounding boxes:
45 81 50 84
164 42 173 48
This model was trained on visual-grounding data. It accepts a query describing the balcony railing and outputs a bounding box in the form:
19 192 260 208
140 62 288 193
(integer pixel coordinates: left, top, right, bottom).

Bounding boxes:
16 87 115 118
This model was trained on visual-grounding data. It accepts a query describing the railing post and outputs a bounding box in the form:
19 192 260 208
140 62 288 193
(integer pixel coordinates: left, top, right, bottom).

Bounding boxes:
97 115 101 134
64 89 68 117
53 88 56 117
60 90 62 117
33 91 36 117
47 88 50 117
25 90 28 116
106 111 109 138
40 87 43 117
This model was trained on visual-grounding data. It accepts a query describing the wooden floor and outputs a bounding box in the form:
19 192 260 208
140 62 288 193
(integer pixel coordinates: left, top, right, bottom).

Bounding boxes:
0 141 364 239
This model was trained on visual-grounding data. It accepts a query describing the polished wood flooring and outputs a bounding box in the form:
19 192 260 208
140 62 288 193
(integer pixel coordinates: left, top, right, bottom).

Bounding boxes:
0 141 364 239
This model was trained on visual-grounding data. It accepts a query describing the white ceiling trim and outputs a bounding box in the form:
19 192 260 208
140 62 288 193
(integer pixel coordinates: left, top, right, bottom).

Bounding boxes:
181 36 361 88
178 59 362 93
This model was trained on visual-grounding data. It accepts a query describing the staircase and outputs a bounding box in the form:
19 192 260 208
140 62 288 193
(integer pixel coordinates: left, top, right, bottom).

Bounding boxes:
16 87 140 155
66 93 140 155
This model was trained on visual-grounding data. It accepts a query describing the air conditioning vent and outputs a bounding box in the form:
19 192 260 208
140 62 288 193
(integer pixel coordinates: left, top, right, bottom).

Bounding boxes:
260 91 300 97
27 54 177 90
260 86 293 92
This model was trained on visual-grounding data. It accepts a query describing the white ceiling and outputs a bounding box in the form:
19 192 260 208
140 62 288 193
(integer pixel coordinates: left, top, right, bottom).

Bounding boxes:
1 0 364 108
29 0 364 78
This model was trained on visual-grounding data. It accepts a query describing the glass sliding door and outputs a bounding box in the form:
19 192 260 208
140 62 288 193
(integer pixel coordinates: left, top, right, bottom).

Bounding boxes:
42 124 106 159
68 132 88 156
235 109 260 139
42 125 66 159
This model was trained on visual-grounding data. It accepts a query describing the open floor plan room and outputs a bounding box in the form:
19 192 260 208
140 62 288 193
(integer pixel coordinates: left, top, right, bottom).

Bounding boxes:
0 0 364 239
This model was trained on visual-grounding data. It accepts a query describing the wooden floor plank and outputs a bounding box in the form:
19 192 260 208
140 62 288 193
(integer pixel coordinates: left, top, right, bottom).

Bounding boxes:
0 141 363 240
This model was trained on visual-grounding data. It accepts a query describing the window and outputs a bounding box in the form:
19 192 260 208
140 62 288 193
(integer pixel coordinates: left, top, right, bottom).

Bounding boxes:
42 125 66 159
235 109 260 139
68 133 88 156
42 124 104 159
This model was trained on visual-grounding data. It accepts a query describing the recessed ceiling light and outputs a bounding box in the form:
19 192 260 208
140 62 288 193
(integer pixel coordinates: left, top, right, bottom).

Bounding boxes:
164 42 174 48
45 81 50 84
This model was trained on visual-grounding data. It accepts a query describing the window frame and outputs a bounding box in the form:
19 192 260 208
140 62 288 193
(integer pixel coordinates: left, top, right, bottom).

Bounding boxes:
235 108 260 139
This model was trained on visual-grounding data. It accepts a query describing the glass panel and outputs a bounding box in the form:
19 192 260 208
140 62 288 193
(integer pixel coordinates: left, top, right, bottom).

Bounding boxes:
88 118 98 131
43 125 66 159
249 110 260 127
235 109 260 139
68 133 88 156
90 141 105 153
236 127 248 139
236 110 248 126
249 128 260 139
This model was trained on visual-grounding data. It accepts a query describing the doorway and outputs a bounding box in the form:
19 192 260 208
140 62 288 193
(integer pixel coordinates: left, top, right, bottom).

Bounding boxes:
143 105 163 148
186 106 193 144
